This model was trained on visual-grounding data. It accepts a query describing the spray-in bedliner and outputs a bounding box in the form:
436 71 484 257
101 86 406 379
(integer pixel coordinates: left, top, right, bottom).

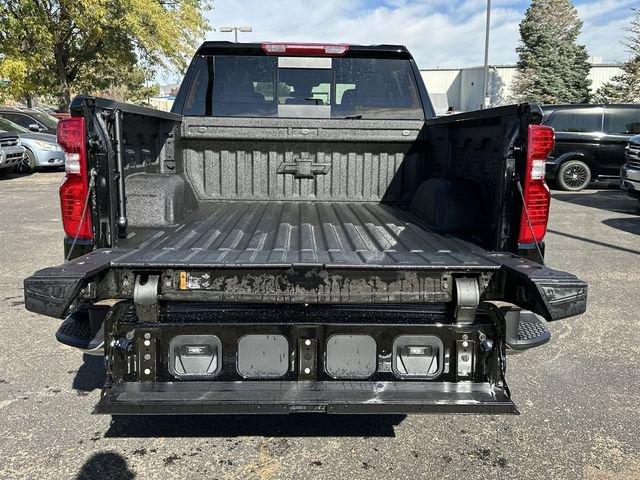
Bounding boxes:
114 201 500 269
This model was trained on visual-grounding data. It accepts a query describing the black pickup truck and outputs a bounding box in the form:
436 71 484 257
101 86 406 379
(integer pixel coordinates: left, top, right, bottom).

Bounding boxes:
24 42 587 415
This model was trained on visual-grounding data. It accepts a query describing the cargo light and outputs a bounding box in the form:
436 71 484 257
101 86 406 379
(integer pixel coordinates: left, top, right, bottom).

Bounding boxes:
181 345 212 356
169 335 222 378
404 345 433 356
518 124 555 245
58 116 93 240
261 42 349 57
392 336 443 379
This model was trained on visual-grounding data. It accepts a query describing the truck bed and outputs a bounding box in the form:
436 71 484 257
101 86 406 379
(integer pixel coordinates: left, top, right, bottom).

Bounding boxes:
115 201 500 270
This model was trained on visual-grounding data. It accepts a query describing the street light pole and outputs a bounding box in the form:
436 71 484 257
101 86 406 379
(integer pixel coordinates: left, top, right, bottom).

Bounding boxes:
219 26 253 43
482 0 491 109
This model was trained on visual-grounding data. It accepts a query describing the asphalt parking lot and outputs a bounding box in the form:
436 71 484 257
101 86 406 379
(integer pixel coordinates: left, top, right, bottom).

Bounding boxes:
0 171 639 480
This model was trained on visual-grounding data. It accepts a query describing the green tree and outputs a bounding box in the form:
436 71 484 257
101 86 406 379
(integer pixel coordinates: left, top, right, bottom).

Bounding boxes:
594 8 640 103
95 67 161 106
0 0 211 110
512 0 591 104
0 57 49 106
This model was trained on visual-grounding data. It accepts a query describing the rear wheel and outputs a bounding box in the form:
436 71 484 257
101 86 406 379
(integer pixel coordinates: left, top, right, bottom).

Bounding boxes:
557 159 591 191
16 148 37 174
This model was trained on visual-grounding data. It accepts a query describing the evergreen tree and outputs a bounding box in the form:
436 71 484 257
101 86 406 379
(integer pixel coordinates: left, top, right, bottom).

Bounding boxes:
594 8 640 103
512 0 591 104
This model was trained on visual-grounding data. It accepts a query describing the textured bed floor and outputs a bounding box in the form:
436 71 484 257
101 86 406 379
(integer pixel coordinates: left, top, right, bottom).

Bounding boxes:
115 201 498 269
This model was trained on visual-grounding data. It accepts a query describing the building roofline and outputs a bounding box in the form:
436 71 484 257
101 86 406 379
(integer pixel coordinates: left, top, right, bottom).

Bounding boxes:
420 63 622 72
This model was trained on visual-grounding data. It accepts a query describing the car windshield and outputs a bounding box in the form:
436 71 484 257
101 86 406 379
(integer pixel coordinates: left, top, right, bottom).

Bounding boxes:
27 110 58 128
0 116 29 133
182 55 425 120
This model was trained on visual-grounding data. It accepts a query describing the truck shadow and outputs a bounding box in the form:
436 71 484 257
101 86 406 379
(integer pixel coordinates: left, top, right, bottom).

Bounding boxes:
105 413 405 438
552 189 639 215
602 217 640 236
75 452 135 480
72 354 105 393
547 228 640 256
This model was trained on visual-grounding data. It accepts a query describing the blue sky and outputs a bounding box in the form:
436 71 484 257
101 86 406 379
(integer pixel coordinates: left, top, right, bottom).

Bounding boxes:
189 0 635 71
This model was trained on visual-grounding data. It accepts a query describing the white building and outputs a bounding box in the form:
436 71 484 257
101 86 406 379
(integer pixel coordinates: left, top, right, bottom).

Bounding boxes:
421 63 623 115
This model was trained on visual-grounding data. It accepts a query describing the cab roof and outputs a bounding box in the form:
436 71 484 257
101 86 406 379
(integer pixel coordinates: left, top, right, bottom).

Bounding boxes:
196 41 413 60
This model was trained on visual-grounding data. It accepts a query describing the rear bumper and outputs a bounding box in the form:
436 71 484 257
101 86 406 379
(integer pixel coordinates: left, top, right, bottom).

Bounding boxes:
33 148 65 167
95 380 518 415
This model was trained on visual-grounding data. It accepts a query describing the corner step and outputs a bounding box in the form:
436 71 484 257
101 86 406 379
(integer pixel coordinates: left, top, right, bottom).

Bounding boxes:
56 310 104 350
505 310 551 350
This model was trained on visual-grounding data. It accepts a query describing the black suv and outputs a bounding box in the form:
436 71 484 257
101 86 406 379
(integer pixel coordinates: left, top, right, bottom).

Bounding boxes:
0 107 58 135
542 104 640 191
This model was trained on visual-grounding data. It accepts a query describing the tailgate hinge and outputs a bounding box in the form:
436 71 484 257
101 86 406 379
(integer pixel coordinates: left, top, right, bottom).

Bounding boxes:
455 277 480 324
134 275 160 322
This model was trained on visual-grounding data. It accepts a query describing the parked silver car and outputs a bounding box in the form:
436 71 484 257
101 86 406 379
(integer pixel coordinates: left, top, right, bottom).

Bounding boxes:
0 134 26 177
0 117 64 172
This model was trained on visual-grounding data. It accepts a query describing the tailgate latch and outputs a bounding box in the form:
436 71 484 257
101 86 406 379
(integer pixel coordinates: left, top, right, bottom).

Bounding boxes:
134 275 160 322
454 277 480 324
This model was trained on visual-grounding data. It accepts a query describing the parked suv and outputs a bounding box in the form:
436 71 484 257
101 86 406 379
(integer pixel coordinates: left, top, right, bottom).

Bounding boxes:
620 134 640 203
0 133 25 177
0 107 58 135
0 117 64 172
542 104 640 191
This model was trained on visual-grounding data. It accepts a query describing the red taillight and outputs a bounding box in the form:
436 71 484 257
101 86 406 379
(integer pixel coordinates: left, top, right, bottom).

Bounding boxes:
518 124 554 245
261 42 349 56
58 117 93 240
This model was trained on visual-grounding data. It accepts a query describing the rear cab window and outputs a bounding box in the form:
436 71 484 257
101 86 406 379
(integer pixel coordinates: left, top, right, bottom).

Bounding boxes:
604 107 640 135
544 107 603 133
181 54 425 120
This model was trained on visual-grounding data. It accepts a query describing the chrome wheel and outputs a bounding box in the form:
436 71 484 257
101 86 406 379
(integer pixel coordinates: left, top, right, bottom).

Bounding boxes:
16 148 36 174
558 160 591 191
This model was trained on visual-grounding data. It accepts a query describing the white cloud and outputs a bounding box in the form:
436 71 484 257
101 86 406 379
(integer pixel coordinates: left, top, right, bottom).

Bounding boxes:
577 0 636 62
204 0 525 68
151 0 633 81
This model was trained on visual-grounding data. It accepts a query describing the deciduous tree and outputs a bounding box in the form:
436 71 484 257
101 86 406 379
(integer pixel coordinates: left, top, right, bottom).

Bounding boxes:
0 0 211 110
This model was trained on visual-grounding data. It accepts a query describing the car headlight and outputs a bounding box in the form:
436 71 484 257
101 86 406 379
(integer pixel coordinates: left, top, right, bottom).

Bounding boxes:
31 140 61 151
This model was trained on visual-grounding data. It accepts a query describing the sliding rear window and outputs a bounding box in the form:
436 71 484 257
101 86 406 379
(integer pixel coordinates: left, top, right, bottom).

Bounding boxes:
181 55 424 120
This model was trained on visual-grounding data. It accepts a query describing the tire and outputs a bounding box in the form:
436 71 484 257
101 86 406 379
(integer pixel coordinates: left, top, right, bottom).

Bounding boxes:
16 148 37 174
0 168 9 178
557 159 591 191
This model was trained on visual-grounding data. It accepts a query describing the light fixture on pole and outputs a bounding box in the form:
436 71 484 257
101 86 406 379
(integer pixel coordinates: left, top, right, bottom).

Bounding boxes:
481 0 491 109
219 26 253 43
